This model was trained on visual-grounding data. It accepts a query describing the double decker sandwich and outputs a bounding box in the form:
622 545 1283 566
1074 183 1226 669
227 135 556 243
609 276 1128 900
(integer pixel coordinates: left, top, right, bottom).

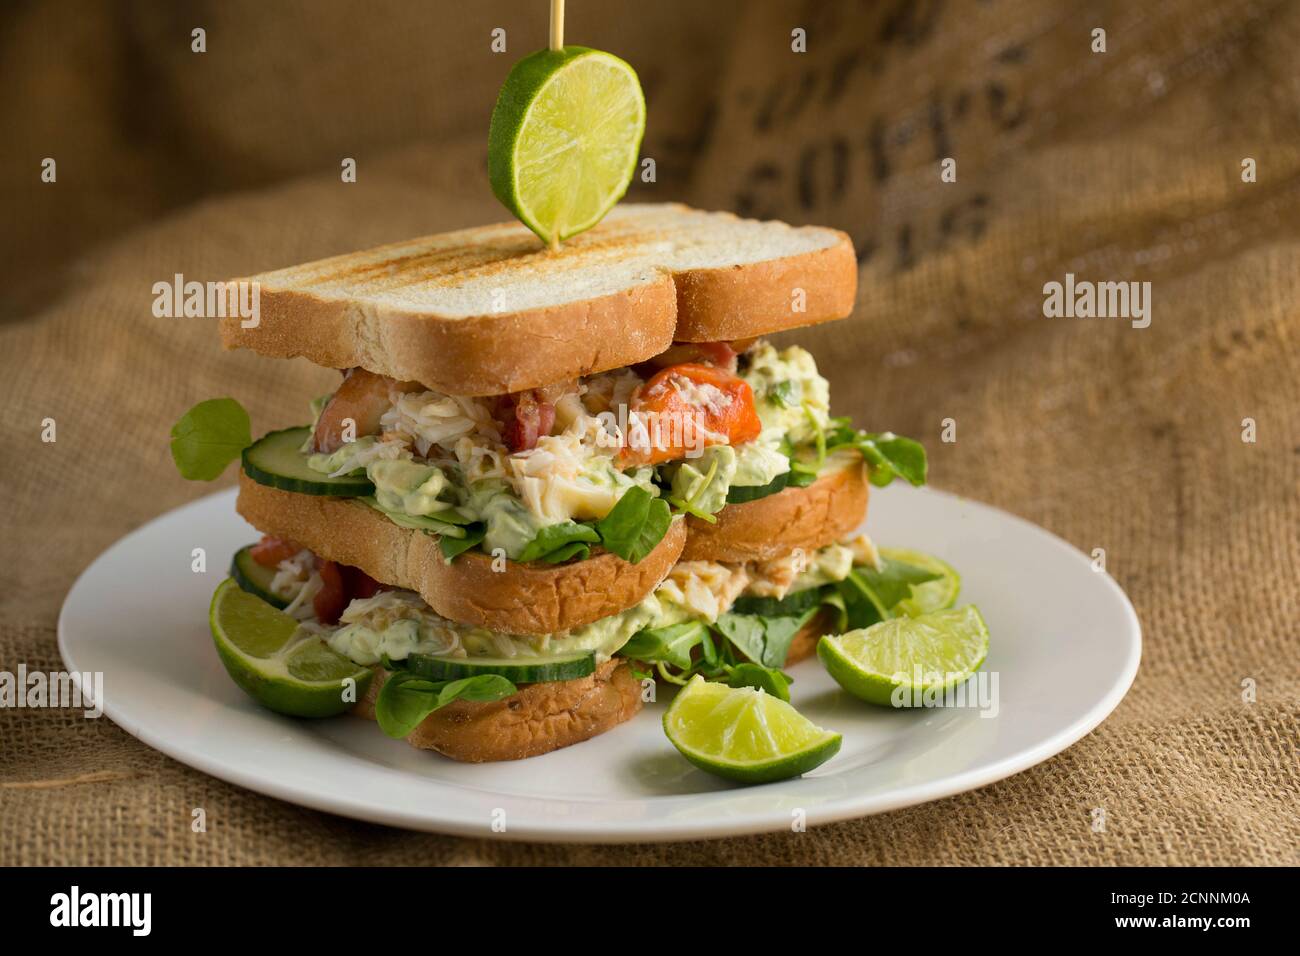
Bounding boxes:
179 203 926 762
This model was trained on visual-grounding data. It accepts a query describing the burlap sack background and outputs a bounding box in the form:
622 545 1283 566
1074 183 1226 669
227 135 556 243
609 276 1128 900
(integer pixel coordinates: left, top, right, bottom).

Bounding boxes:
2 0 1296 865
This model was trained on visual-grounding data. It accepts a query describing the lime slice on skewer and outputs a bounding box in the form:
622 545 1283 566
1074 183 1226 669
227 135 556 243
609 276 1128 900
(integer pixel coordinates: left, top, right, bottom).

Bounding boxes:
817 605 989 707
209 579 372 718
663 675 842 784
488 46 646 246
879 547 961 617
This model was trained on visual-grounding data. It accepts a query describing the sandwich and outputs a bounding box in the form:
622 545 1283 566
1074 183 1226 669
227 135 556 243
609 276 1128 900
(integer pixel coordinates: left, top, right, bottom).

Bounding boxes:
176 203 928 762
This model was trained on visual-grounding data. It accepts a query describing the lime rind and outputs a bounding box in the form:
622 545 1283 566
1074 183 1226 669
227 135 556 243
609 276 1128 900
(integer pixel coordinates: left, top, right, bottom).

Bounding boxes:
663 676 841 784
818 606 989 707
209 579 372 718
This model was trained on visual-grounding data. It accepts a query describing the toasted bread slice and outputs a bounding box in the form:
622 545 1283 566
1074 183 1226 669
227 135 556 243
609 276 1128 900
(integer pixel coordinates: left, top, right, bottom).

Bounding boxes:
235 472 685 634
680 458 869 562
220 204 855 395
353 658 643 762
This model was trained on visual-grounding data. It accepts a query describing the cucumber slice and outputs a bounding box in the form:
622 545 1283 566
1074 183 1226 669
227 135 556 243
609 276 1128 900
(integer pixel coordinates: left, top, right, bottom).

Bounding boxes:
403 650 596 684
726 471 789 504
229 545 289 609
242 427 374 496
731 584 827 618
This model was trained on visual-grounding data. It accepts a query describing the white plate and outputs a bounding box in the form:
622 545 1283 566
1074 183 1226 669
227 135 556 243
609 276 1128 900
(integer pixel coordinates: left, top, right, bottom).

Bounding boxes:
59 485 1139 843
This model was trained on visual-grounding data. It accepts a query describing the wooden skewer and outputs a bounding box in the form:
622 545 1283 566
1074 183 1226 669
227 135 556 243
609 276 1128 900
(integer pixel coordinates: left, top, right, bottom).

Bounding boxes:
548 0 565 252
550 0 565 51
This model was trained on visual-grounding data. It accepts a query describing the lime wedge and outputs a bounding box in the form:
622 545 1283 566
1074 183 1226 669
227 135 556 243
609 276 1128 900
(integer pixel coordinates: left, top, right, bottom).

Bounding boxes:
663 675 841 784
209 579 372 718
488 46 645 246
817 606 989 707
879 547 961 616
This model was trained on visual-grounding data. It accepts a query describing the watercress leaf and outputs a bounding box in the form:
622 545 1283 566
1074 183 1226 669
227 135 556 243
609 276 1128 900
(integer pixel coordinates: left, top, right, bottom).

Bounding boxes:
364 498 467 536
713 606 818 669
723 663 793 702
169 397 251 480
755 611 817 668
541 541 591 564
375 673 516 738
595 486 671 563
435 674 516 707
425 507 475 526
517 521 599 563
837 570 888 630
624 621 707 670
855 432 928 487
374 673 447 739
619 629 666 662
853 558 942 611
712 613 766 665
700 628 719 667
439 523 486 562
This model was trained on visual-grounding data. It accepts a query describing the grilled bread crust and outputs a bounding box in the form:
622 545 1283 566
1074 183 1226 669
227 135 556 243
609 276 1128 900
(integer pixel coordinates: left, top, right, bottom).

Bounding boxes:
680 458 869 563
220 204 856 395
235 471 686 635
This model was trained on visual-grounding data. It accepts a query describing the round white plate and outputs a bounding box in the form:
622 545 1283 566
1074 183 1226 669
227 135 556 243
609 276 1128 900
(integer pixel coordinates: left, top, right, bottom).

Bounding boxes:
59 485 1139 843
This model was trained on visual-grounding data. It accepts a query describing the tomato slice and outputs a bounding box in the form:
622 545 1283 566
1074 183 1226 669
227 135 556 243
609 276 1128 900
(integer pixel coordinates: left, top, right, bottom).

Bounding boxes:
313 561 349 625
620 363 762 466
249 535 302 568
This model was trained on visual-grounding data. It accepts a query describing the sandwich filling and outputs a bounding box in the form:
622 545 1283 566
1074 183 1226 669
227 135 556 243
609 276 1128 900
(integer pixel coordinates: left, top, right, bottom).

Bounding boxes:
248 533 882 669
299 339 874 562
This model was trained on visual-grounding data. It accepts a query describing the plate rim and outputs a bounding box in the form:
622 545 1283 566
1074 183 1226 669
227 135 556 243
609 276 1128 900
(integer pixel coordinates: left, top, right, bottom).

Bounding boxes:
58 485 1141 844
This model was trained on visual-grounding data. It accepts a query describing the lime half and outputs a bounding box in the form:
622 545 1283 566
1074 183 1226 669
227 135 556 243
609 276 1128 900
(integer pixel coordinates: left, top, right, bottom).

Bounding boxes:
818 606 989 707
209 579 372 718
879 547 961 617
488 46 645 246
663 676 841 784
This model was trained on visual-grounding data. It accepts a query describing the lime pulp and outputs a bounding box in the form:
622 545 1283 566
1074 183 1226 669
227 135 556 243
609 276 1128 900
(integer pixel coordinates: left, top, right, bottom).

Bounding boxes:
209 579 372 718
663 675 841 784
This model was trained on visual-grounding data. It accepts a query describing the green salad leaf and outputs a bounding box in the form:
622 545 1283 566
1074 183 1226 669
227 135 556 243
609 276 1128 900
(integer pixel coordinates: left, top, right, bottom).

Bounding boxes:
822 418 927 487
720 663 793 701
439 523 486 562
621 550 951 693
853 558 943 609
170 397 251 480
594 485 671 563
518 521 600 563
621 621 709 671
375 671 516 738
362 498 468 537
714 605 820 670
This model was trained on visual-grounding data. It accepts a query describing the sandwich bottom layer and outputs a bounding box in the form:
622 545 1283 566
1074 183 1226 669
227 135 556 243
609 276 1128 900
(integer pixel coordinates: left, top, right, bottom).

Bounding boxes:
350 607 839 762
232 532 878 762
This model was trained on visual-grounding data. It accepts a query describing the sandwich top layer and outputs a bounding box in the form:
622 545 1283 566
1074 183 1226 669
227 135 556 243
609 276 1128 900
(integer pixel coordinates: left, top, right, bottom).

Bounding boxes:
219 203 856 395
276 339 851 567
